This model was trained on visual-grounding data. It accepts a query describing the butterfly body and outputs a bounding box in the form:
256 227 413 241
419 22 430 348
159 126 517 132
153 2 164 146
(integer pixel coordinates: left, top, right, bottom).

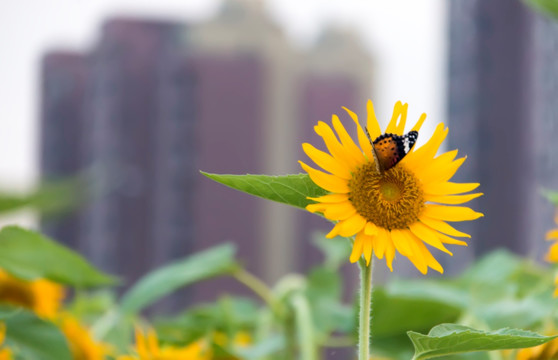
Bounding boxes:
366 130 418 172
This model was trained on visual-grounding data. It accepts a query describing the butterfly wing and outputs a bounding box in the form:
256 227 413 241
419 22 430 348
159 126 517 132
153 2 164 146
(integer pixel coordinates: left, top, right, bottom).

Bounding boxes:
371 131 418 171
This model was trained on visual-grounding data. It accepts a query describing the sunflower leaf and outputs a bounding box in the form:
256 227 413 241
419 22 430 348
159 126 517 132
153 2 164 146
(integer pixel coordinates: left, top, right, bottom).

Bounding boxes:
200 172 327 209
0 226 117 287
408 324 557 360
119 243 238 314
541 188 558 206
1 306 72 360
523 0 558 19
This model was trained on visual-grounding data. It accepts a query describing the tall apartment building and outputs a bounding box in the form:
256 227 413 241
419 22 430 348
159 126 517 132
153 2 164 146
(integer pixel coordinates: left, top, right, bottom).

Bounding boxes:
40 0 372 302
447 0 558 267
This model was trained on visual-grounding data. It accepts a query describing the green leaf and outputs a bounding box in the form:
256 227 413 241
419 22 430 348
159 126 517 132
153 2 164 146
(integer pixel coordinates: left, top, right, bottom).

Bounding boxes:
0 178 84 217
0 226 117 287
200 172 327 209
311 234 351 270
372 287 462 338
408 324 557 360
524 0 558 19
120 243 238 314
2 307 72 360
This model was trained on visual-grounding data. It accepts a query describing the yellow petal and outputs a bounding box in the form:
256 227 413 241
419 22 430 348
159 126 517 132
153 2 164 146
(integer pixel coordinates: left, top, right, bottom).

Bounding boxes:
331 115 366 164
390 229 413 256
0 323 5 344
384 232 396 271
423 204 484 222
338 214 367 237
326 222 343 239
366 100 382 140
364 222 378 236
343 106 374 160
385 101 405 134
299 161 349 194
402 123 447 168
404 233 429 274
396 103 408 135
315 121 360 169
306 203 327 214
350 233 365 263
374 227 389 259
302 143 351 179
409 222 453 255
423 182 480 196
408 231 444 274
411 113 427 132
425 192 483 205
322 201 357 221
436 231 468 246
546 242 558 263
147 329 159 354
546 229 558 241
419 216 471 238
419 157 466 184
307 193 349 203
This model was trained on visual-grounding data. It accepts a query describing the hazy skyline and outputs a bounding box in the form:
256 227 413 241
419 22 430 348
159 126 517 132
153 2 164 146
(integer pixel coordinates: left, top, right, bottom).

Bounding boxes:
0 0 446 191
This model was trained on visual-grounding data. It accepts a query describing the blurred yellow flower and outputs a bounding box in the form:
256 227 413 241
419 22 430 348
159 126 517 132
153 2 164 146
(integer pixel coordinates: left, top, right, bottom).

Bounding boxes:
0 323 12 360
0 269 64 318
300 100 483 273
515 337 558 360
545 211 558 297
118 328 211 360
59 315 111 360
213 331 251 349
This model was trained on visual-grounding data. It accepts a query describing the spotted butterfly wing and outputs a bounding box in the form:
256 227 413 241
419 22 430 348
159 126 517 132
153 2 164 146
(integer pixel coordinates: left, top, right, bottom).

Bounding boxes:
366 129 418 172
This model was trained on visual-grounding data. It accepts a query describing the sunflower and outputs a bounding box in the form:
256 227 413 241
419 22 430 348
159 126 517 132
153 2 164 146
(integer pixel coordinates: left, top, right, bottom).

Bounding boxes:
58 314 111 360
515 336 558 360
545 211 558 297
0 269 64 318
118 328 211 360
0 323 12 360
300 100 483 273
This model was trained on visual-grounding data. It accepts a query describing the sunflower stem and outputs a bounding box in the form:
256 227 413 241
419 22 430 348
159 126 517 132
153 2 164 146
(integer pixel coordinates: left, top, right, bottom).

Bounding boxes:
358 257 374 360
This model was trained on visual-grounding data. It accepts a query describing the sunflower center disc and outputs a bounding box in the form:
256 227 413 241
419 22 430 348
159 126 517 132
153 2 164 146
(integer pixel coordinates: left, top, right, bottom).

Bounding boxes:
348 161 424 230
0 282 35 308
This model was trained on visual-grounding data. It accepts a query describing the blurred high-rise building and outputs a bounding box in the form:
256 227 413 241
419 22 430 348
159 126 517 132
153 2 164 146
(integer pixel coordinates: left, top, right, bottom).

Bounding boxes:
40 0 371 304
448 0 558 267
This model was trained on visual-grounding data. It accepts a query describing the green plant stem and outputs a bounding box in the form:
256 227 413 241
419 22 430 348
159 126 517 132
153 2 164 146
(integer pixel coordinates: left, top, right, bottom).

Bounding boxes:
291 293 317 360
358 258 374 360
233 269 276 311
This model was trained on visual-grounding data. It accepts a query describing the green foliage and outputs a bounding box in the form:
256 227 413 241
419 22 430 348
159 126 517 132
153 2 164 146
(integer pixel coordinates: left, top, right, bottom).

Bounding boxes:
542 188 558 206
201 172 328 210
408 324 557 360
1 307 72 360
311 234 352 270
120 243 239 314
0 226 117 287
524 0 558 19
0 178 84 217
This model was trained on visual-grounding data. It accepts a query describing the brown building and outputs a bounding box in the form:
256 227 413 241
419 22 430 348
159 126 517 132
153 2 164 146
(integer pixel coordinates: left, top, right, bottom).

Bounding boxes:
40 0 372 305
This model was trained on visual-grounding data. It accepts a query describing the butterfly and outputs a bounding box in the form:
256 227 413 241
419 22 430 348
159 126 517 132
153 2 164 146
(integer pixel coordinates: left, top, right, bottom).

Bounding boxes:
365 128 418 173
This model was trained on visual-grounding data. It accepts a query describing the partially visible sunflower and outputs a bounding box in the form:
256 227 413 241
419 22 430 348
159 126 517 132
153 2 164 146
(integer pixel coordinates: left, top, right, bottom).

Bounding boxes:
118 328 211 360
545 210 558 297
300 100 483 273
515 336 558 360
58 314 111 360
0 323 12 360
0 269 64 318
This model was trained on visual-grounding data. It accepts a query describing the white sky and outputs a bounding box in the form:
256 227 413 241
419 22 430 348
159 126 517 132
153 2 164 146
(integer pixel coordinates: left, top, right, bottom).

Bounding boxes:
0 0 447 190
